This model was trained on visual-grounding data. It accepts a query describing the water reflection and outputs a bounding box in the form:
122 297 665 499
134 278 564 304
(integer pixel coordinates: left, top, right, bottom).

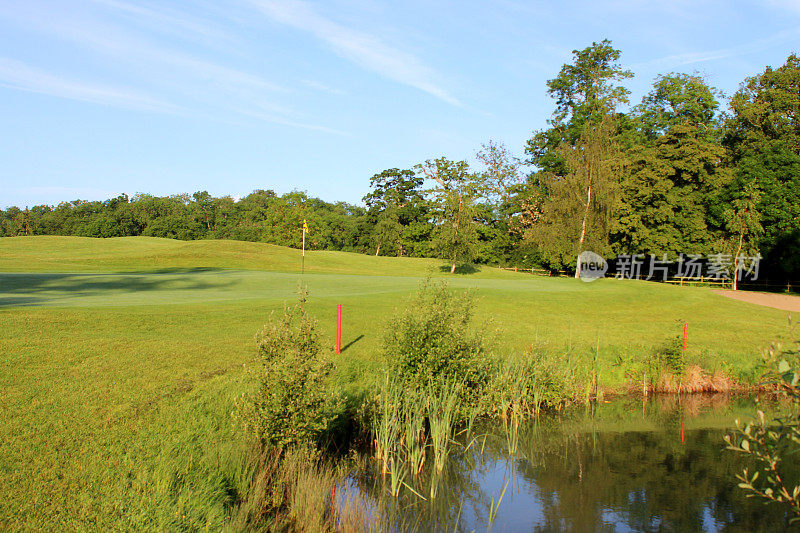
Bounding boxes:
341 394 799 532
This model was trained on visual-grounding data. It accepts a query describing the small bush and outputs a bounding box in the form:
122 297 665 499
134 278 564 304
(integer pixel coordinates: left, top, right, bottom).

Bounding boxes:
384 279 490 402
236 288 341 450
653 336 687 375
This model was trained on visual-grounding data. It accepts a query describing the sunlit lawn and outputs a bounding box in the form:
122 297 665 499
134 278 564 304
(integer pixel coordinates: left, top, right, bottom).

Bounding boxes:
0 236 792 528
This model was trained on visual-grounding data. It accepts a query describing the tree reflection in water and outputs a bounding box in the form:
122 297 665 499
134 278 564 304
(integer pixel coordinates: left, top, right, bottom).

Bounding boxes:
339 394 799 531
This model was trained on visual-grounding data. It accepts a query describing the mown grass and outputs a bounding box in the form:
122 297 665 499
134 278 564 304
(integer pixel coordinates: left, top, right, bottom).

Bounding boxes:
0 236 522 278
0 235 795 528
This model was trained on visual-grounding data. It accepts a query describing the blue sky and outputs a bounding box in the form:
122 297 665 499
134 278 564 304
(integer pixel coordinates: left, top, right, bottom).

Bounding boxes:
1 0 798 209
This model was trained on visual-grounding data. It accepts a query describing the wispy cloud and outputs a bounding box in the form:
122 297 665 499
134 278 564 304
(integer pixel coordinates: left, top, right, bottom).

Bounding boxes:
86 0 239 47
0 57 180 113
632 26 800 71
247 0 461 106
2 10 286 94
303 79 347 96
0 5 343 134
229 105 349 135
765 0 800 16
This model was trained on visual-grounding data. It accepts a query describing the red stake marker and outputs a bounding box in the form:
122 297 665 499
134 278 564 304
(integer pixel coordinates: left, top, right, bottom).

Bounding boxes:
336 305 342 354
683 322 688 351
680 418 685 444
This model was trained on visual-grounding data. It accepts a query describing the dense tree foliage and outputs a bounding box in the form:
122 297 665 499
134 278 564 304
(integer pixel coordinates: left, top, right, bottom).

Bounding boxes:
614 73 729 257
3 42 799 283
0 190 366 253
724 54 800 280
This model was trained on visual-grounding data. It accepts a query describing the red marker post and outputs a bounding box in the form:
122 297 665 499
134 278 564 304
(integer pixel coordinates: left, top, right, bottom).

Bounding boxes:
336 305 342 354
683 322 688 351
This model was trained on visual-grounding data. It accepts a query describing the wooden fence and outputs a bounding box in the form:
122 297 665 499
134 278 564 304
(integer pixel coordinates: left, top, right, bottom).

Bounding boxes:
663 276 732 288
499 267 569 277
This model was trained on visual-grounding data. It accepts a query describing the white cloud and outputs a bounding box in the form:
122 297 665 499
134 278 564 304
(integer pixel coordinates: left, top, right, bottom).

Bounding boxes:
0 57 180 113
3 11 286 94
229 105 349 135
86 0 239 46
303 79 347 95
247 0 461 106
765 0 800 16
632 26 800 72
0 6 343 133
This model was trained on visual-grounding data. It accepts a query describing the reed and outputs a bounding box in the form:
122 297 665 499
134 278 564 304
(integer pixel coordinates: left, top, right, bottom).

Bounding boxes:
503 401 522 455
401 395 427 476
373 374 402 474
387 456 407 497
427 380 461 474
486 477 509 531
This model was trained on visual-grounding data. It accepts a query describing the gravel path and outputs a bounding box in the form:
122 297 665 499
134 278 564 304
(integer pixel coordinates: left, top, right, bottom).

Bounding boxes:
713 289 800 313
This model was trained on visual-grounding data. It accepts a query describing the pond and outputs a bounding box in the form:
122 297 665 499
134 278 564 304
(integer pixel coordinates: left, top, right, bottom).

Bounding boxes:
339 394 799 532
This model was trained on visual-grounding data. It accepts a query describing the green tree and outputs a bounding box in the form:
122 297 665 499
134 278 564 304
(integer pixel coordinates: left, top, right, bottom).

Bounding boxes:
476 141 525 264
528 116 623 274
523 40 632 271
724 54 800 281
417 158 481 273
384 279 489 405
724 182 763 290
614 73 730 257
363 168 429 257
525 39 633 175
190 190 215 234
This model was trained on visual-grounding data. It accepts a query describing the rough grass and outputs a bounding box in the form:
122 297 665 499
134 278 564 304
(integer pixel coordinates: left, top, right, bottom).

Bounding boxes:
0 236 795 528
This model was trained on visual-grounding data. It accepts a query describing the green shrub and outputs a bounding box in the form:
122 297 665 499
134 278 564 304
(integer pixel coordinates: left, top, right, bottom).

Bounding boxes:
725 335 800 523
383 278 490 405
652 336 686 375
236 288 341 450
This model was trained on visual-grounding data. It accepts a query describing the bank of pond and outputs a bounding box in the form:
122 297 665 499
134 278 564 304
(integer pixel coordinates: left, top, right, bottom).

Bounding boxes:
236 393 797 532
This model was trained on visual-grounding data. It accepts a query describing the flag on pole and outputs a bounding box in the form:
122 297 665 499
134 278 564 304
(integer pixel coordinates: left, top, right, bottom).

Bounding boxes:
302 219 308 233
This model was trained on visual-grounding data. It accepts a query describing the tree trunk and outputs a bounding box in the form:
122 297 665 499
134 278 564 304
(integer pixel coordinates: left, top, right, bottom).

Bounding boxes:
574 184 592 279
450 262 456 274
733 230 744 291
375 242 381 256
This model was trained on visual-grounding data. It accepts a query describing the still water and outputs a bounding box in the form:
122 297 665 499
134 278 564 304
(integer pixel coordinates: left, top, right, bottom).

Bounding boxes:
341 395 799 532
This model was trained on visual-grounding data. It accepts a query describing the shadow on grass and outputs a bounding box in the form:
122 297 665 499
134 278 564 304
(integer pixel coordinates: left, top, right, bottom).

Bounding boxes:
438 264 480 275
0 271 236 308
125 267 226 274
340 334 364 353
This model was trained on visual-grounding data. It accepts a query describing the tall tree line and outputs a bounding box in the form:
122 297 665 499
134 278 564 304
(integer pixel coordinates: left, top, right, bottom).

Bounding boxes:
2 41 799 282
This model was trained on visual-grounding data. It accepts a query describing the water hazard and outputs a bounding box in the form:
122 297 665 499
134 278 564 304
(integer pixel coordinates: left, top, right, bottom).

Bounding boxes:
339 395 799 531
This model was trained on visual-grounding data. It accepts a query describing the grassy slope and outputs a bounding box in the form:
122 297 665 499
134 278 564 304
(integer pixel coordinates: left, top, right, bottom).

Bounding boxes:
0 235 521 277
0 236 794 529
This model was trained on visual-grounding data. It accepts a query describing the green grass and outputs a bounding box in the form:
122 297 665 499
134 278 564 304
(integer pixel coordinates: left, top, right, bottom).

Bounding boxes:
0 235 521 278
0 236 795 528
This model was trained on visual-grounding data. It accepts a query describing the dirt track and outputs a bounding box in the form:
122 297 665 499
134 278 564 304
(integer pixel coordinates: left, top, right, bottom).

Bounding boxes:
713 289 800 313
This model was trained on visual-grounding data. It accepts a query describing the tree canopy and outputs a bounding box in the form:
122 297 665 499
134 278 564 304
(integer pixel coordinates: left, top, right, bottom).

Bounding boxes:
4 42 799 285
